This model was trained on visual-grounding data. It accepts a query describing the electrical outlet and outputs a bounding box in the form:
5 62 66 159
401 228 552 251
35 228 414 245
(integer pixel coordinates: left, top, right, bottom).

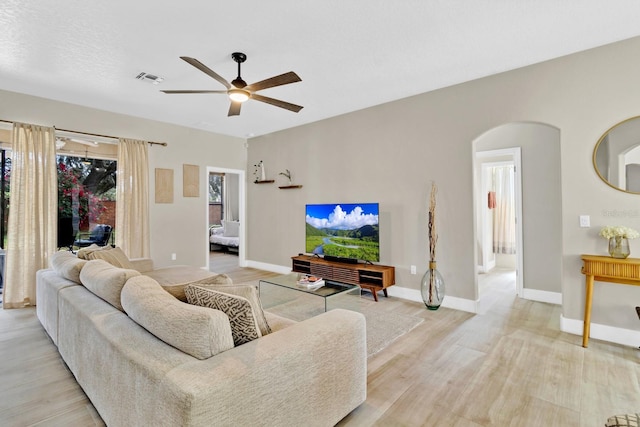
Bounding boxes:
579 215 590 228
410 265 417 275
171 253 176 261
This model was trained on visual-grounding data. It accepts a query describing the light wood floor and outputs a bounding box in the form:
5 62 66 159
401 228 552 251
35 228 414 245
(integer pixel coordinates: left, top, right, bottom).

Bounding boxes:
0 254 638 426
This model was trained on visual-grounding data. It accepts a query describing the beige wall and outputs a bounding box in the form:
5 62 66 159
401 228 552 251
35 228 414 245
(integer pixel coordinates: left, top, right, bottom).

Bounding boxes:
0 89 246 269
248 36 640 331
4 35 640 333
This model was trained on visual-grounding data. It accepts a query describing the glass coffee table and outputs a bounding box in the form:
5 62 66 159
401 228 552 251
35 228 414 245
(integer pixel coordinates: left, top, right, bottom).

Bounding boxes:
259 273 361 313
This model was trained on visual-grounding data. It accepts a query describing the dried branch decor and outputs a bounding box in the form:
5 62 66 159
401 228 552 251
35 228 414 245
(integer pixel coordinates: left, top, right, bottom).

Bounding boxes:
428 181 438 265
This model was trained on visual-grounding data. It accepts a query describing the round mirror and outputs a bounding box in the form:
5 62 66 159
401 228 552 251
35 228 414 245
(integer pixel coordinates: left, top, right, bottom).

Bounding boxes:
593 116 640 194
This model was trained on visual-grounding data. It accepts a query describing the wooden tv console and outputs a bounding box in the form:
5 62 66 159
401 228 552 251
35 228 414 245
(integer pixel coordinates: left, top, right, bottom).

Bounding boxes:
291 255 395 302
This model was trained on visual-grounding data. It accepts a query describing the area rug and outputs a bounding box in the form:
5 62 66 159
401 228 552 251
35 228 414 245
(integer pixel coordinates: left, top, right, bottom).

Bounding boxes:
260 286 424 357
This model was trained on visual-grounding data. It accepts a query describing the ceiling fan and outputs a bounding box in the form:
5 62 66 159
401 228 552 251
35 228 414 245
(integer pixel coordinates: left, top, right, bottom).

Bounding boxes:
161 52 303 117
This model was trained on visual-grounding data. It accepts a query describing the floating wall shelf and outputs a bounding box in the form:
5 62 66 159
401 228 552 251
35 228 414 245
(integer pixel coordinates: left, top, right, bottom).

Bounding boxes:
279 185 303 189
254 180 275 184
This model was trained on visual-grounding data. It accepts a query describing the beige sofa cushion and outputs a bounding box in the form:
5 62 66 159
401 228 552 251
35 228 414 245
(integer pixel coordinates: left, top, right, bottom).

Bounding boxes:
185 285 261 346
79 259 141 311
121 276 234 359
49 251 86 283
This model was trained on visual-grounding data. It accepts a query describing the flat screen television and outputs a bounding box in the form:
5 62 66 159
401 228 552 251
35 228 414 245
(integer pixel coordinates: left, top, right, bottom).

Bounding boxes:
305 203 380 263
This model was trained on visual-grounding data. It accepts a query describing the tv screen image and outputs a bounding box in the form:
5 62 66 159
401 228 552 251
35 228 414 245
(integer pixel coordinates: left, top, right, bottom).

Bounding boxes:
305 203 380 262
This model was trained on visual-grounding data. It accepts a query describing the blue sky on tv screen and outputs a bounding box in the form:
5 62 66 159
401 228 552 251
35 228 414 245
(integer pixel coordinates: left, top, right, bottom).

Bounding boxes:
305 203 379 230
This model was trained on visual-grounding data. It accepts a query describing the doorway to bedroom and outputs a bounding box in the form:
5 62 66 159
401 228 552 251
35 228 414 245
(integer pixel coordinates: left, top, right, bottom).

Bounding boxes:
206 167 244 273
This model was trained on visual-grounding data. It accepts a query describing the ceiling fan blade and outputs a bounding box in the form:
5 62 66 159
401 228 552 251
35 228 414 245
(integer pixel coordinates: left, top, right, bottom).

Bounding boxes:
161 90 227 94
251 94 303 113
245 72 301 92
180 56 232 89
228 101 242 116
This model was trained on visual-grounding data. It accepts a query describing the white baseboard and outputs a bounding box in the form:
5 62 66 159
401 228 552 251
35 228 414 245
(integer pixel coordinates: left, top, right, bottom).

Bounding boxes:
386 286 477 313
245 260 291 275
522 288 562 305
560 315 640 347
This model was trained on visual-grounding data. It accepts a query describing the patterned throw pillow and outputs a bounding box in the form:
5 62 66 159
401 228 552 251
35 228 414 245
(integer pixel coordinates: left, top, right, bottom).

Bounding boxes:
606 414 640 427
185 285 261 346
187 281 271 336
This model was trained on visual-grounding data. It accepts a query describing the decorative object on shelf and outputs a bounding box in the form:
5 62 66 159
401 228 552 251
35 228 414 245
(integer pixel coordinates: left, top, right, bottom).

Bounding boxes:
278 168 302 188
599 225 639 259
253 160 274 183
279 169 292 185
421 181 445 310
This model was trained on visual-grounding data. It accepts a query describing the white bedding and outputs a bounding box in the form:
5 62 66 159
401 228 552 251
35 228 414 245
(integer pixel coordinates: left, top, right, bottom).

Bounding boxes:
210 223 239 249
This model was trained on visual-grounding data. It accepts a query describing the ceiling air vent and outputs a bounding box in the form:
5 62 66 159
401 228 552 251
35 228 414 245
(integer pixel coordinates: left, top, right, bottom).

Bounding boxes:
135 72 164 85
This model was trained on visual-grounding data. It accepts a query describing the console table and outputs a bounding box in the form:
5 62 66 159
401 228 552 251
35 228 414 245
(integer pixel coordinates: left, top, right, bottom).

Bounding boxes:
291 255 395 301
580 255 640 347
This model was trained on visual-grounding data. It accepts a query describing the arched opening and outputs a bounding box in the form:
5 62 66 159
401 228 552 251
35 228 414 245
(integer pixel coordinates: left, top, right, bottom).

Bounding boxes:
472 122 563 312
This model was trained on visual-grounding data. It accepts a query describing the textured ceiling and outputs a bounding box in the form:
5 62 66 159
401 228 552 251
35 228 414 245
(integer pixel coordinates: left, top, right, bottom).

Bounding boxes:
2 1 640 138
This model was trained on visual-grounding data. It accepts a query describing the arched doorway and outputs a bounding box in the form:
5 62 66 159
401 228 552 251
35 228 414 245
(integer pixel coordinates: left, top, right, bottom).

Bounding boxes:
473 122 563 311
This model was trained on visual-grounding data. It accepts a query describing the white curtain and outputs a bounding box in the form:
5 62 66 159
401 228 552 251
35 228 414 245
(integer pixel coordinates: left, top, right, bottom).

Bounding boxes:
116 138 150 259
4 123 57 308
223 174 234 221
492 165 516 254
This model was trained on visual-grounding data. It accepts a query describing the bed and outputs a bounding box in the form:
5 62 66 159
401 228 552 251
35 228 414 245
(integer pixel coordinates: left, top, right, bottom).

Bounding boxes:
209 221 240 253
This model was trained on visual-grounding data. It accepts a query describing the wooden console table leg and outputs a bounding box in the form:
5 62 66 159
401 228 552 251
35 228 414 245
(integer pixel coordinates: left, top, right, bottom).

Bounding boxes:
583 274 594 348
383 288 388 298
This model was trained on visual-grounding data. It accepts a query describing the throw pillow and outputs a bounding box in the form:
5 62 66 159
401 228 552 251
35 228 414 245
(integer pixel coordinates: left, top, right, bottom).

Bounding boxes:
222 220 240 237
159 273 233 302
189 281 271 336
121 276 234 359
76 243 112 260
186 285 261 346
79 259 141 311
87 246 135 270
606 414 640 427
49 251 87 284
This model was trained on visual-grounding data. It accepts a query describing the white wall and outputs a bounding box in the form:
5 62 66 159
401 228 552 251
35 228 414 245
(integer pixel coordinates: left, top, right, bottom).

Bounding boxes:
0 89 246 269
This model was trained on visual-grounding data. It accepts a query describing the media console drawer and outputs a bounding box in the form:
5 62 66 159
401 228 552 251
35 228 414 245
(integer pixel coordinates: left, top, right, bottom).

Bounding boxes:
291 255 395 301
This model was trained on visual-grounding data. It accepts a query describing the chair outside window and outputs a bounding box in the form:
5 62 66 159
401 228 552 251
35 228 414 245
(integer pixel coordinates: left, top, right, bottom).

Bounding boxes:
74 224 113 248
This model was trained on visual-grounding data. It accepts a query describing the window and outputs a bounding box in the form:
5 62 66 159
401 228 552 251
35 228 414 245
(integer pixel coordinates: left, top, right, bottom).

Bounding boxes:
0 134 118 250
57 154 117 248
209 173 224 226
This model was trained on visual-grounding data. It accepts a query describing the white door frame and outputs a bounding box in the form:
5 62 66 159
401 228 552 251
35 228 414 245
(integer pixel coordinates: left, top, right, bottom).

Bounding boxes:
475 147 523 298
205 166 247 268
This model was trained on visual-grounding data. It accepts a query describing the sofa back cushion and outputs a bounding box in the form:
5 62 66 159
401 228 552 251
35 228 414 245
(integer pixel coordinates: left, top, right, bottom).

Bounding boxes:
49 251 87 284
79 259 141 311
121 276 234 359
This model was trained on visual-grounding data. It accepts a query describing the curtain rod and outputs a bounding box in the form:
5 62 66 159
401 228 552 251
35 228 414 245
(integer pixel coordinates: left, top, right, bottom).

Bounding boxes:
0 119 168 147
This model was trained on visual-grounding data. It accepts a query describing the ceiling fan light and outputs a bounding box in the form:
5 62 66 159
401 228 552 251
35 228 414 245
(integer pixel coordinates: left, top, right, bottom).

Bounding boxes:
229 89 250 103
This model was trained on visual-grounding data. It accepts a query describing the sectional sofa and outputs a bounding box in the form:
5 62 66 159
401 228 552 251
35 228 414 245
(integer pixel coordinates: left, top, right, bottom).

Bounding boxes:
36 249 367 427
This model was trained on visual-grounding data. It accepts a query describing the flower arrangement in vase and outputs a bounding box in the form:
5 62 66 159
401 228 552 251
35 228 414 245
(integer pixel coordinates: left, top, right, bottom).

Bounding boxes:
421 182 445 310
599 225 639 259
